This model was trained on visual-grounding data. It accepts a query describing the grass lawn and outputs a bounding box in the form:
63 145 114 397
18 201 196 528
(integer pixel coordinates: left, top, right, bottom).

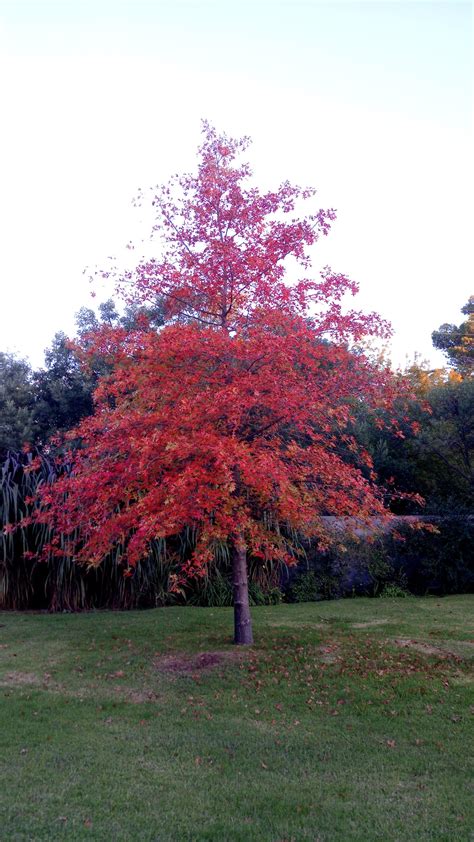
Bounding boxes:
1 596 473 841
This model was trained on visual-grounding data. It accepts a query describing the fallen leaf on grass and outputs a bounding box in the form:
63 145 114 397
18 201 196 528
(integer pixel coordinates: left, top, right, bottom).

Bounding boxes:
386 740 396 749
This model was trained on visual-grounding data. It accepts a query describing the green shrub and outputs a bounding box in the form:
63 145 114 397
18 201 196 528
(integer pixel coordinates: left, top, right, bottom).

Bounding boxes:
188 572 283 607
378 582 411 599
0 450 181 610
385 517 474 595
286 569 337 603
249 582 283 605
187 572 233 607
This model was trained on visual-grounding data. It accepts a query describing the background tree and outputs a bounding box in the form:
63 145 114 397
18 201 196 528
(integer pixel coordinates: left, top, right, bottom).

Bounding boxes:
353 381 473 515
32 332 96 443
0 353 36 456
0 299 164 450
29 124 405 644
351 334 474 515
432 296 473 377
408 379 474 510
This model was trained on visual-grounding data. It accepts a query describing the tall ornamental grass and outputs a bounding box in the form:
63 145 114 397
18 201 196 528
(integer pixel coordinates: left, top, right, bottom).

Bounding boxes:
0 450 175 610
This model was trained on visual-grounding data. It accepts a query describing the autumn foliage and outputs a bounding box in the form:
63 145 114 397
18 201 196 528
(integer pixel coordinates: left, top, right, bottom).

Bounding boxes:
31 124 405 642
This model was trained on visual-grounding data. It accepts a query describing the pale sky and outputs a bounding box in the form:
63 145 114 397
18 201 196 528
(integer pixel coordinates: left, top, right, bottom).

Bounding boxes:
0 0 472 370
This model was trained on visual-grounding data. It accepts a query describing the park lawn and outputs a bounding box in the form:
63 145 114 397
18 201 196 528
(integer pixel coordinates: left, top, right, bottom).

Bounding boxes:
0 596 473 841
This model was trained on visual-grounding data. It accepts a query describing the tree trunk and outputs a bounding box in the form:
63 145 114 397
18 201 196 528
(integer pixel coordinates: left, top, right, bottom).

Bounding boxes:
231 537 254 645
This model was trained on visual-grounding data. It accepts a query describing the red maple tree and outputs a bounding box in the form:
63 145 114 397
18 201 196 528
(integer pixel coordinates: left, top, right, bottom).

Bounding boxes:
35 123 403 643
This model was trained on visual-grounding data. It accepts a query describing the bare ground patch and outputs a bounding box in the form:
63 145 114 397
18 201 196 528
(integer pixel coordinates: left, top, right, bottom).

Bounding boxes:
121 688 161 704
394 638 472 659
268 620 327 629
352 619 390 629
154 650 247 675
0 671 41 687
451 671 474 686
126 691 158 704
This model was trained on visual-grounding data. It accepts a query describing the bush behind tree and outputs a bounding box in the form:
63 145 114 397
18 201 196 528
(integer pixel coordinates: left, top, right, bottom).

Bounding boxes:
285 518 473 602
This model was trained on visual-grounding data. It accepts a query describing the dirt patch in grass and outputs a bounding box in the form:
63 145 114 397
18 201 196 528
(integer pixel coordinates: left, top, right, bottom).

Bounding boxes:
0 671 41 687
154 650 246 675
394 639 463 658
451 672 474 686
268 620 327 629
352 620 389 629
124 689 161 704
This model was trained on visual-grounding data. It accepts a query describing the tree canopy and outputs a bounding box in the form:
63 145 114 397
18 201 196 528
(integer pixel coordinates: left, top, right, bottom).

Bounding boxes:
26 124 410 643
432 296 473 377
0 352 36 456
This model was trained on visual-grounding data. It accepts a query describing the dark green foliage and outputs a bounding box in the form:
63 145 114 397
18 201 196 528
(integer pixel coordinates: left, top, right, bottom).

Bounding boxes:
285 518 473 603
0 449 176 610
352 378 474 515
385 517 474 595
0 335 96 451
32 332 96 443
432 296 473 376
377 582 410 598
187 570 234 606
31 298 162 443
186 552 284 607
1 449 56 608
286 570 320 602
0 353 37 455
1 299 166 452
186 571 283 607
416 378 474 509
285 536 391 602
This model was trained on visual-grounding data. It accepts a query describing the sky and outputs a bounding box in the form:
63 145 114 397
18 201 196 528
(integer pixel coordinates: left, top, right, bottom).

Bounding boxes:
0 0 472 370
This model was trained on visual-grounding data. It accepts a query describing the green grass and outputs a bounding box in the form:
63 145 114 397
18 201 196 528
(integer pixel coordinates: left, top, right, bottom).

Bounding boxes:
1 596 473 841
